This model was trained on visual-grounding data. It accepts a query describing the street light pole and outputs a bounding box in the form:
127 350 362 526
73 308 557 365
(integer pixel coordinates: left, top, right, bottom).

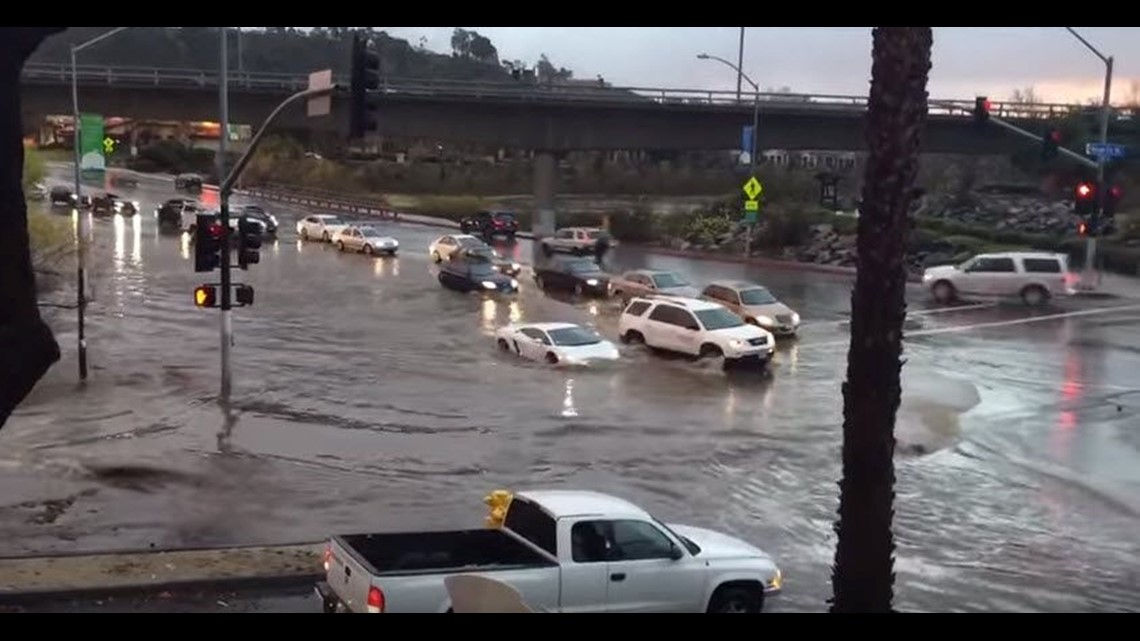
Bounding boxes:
70 26 130 382
1065 27 1113 287
218 26 233 404
735 27 746 103
698 53 760 256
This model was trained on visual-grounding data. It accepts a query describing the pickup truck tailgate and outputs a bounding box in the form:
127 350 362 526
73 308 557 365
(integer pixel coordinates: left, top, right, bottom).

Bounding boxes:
326 538 382 613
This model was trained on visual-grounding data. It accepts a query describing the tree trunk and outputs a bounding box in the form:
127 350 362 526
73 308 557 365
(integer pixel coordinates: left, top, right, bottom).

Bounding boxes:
0 27 67 430
830 27 932 613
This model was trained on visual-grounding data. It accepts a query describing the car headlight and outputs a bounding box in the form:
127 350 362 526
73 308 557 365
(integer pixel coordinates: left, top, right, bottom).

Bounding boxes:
791 312 801 325
482 281 498 290
728 339 746 349
510 279 519 289
768 569 783 590
269 215 279 226
586 279 599 286
132 201 140 209
511 263 521 271
754 315 774 327
922 273 933 282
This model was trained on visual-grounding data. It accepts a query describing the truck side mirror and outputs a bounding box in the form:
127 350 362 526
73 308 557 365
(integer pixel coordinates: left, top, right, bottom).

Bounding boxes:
670 544 684 561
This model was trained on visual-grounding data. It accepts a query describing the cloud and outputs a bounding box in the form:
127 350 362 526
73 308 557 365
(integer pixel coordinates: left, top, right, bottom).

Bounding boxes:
380 27 1139 103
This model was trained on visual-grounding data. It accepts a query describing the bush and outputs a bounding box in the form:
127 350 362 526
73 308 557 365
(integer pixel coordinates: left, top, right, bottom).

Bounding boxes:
23 146 45 190
27 207 75 294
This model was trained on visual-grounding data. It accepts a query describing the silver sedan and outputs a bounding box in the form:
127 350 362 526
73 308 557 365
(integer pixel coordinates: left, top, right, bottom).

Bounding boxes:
332 224 400 256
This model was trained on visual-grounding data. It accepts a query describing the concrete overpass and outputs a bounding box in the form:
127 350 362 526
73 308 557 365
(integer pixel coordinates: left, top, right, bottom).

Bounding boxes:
20 63 1088 155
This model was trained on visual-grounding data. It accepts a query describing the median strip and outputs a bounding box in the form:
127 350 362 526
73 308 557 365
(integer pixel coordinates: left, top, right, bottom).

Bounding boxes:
0 543 324 604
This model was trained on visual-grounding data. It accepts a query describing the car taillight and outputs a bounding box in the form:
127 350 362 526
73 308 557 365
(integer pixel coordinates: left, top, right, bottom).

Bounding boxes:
323 546 332 572
367 586 386 614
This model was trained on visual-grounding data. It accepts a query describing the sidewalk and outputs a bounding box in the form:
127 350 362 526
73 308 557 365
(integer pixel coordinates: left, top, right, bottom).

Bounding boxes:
0 543 323 604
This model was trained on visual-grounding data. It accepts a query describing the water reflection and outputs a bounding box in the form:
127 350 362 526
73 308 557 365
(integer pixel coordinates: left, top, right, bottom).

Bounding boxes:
561 378 579 418
508 301 522 324
131 214 142 268
113 213 126 271
180 232 191 261
481 298 497 334
374 257 395 279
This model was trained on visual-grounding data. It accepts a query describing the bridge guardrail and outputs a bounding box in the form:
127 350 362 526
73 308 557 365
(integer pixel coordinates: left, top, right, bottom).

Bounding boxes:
236 184 401 221
21 62 1086 120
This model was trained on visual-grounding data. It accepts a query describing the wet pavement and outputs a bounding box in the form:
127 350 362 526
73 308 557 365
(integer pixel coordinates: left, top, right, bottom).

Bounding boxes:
3 171 1139 612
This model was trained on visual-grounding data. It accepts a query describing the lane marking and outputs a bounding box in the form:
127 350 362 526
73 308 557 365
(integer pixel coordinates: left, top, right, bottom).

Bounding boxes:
801 302 1140 351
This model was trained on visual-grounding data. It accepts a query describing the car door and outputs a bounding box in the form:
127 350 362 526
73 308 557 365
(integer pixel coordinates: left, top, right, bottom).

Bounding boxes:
962 257 1016 297
645 304 690 353
518 328 552 361
598 519 706 613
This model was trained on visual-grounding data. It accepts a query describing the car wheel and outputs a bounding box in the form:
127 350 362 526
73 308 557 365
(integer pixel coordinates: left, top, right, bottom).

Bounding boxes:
301 228 309 241
432 251 442 263
497 339 511 352
363 245 374 255
542 244 553 257
574 283 584 297
534 275 545 289
545 353 560 365
700 344 724 360
322 231 331 243
336 241 345 252
620 330 644 345
1021 285 1048 307
932 280 956 304
707 585 763 614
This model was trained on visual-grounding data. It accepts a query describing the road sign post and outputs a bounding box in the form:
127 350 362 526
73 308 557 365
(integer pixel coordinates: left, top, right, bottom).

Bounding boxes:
742 176 764 254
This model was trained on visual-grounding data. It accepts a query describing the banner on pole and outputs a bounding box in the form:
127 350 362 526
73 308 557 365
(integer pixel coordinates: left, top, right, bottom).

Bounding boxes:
79 113 106 174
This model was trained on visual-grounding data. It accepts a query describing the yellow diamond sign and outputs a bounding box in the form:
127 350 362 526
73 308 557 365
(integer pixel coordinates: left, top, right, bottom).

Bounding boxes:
742 177 763 201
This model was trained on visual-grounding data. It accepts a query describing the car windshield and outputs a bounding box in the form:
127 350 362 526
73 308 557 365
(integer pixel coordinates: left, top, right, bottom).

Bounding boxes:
653 518 701 556
695 308 745 331
458 237 485 248
547 326 602 347
468 263 497 278
358 226 379 236
651 272 688 288
565 260 600 274
493 213 516 221
740 287 777 305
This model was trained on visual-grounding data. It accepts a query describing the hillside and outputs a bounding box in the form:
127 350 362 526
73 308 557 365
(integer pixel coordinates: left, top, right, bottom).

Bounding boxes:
30 27 516 81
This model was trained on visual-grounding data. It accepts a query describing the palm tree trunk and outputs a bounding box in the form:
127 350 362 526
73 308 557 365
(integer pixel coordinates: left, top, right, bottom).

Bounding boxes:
0 28 67 429
830 26 932 613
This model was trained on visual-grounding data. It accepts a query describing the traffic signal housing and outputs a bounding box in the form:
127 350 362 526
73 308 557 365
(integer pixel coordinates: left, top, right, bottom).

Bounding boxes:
349 32 381 139
194 214 226 273
237 216 262 270
194 285 219 309
1073 181 1097 218
1042 129 1061 161
974 96 991 127
1104 184 1124 218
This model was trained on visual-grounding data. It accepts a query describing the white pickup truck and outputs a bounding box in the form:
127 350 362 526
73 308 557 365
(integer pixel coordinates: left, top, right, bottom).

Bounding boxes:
316 489 783 613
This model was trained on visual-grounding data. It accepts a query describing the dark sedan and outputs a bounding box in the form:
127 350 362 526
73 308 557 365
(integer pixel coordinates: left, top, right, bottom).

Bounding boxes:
91 193 139 217
438 258 519 294
460 210 519 241
239 205 279 236
459 246 522 277
533 257 611 298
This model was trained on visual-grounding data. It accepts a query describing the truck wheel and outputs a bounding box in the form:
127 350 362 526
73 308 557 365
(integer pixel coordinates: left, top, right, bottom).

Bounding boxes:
322 597 338 614
707 585 763 613
931 280 956 304
1021 285 1048 307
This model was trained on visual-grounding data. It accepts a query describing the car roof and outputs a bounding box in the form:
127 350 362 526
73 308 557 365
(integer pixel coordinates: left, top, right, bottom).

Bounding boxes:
977 251 1066 260
449 233 479 240
515 490 650 520
515 322 579 333
706 280 768 291
629 296 720 311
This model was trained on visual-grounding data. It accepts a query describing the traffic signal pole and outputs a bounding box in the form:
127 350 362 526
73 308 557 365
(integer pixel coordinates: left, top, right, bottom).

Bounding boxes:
219 28 233 403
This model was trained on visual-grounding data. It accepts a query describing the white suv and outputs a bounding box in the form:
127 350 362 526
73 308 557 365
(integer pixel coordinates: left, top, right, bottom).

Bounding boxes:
618 296 776 369
923 251 1076 307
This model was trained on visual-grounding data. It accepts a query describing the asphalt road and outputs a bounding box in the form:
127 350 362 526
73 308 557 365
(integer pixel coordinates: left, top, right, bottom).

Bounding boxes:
3 171 1138 612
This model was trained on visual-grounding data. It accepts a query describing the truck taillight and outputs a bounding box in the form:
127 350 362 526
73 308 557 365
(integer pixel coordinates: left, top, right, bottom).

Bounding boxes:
367 586 386 614
323 546 332 572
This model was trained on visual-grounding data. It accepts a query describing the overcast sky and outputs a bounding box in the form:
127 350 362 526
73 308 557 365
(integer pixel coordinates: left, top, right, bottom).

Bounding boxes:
380 27 1139 104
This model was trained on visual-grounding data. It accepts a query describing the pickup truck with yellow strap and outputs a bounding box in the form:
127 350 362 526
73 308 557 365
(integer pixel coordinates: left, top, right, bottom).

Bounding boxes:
316 489 782 613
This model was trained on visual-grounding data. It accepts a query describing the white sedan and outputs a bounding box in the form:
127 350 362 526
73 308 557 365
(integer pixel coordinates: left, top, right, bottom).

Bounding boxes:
332 224 399 256
297 214 348 242
429 234 488 263
495 322 620 366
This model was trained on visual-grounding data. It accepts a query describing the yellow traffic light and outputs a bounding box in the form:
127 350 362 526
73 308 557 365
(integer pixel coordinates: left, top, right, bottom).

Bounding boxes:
194 285 218 308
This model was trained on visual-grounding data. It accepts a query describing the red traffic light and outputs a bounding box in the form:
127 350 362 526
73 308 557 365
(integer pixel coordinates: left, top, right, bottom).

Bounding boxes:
207 222 226 240
1048 130 1062 143
1078 221 1088 236
1075 182 1094 199
1110 185 1123 199
194 285 218 309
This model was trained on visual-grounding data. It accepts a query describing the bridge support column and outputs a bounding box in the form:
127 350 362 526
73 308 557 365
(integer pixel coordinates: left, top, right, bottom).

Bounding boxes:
532 151 558 268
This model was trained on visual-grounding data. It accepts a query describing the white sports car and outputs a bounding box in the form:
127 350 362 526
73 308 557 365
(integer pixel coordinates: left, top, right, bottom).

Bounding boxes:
495 322 620 366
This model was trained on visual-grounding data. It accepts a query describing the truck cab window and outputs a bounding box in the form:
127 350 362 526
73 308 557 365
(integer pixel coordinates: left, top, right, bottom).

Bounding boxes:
609 520 676 561
503 498 557 557
571 522 610 564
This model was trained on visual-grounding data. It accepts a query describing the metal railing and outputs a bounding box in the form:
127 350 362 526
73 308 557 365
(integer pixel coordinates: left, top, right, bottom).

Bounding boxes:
22 62 1089 120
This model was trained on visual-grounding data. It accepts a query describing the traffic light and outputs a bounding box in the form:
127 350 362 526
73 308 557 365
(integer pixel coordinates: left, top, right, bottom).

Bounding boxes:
194 285 219 309
1104 184 1124 217
235 284 255 307
1042 129 1062 161
193 214 226 273
349 32 381 139
1077 220 1089 236
1073 181 1097 217
974 96 991 127
236 216 262 270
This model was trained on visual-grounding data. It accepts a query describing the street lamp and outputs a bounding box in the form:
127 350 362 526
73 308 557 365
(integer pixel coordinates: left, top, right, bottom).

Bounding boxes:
1064 27 1113 287
698 52 760 255
71 26 130 382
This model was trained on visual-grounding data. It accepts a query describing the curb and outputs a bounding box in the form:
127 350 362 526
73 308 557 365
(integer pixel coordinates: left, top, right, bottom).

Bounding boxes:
0 572 322 607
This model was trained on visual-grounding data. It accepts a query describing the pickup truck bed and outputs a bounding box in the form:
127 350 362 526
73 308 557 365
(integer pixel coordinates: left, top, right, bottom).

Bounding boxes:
338 529 555 576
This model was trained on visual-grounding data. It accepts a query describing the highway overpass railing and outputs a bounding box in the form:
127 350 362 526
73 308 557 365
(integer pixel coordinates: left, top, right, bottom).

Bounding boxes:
22 62 1092 120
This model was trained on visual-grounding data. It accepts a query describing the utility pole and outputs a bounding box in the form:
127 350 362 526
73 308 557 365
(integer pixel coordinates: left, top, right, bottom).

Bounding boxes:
1065 27 1113 287
735 27 746 103
218 27 233 403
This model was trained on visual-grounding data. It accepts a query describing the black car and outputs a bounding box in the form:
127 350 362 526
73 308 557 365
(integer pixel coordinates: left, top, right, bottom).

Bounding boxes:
175 173 204 192
460 210 520 240
534 257 611 298
49 185 74 207
239 205 278 236
156 198 201 231
91 193 138 217
459 245 522 277
438 258 519 294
